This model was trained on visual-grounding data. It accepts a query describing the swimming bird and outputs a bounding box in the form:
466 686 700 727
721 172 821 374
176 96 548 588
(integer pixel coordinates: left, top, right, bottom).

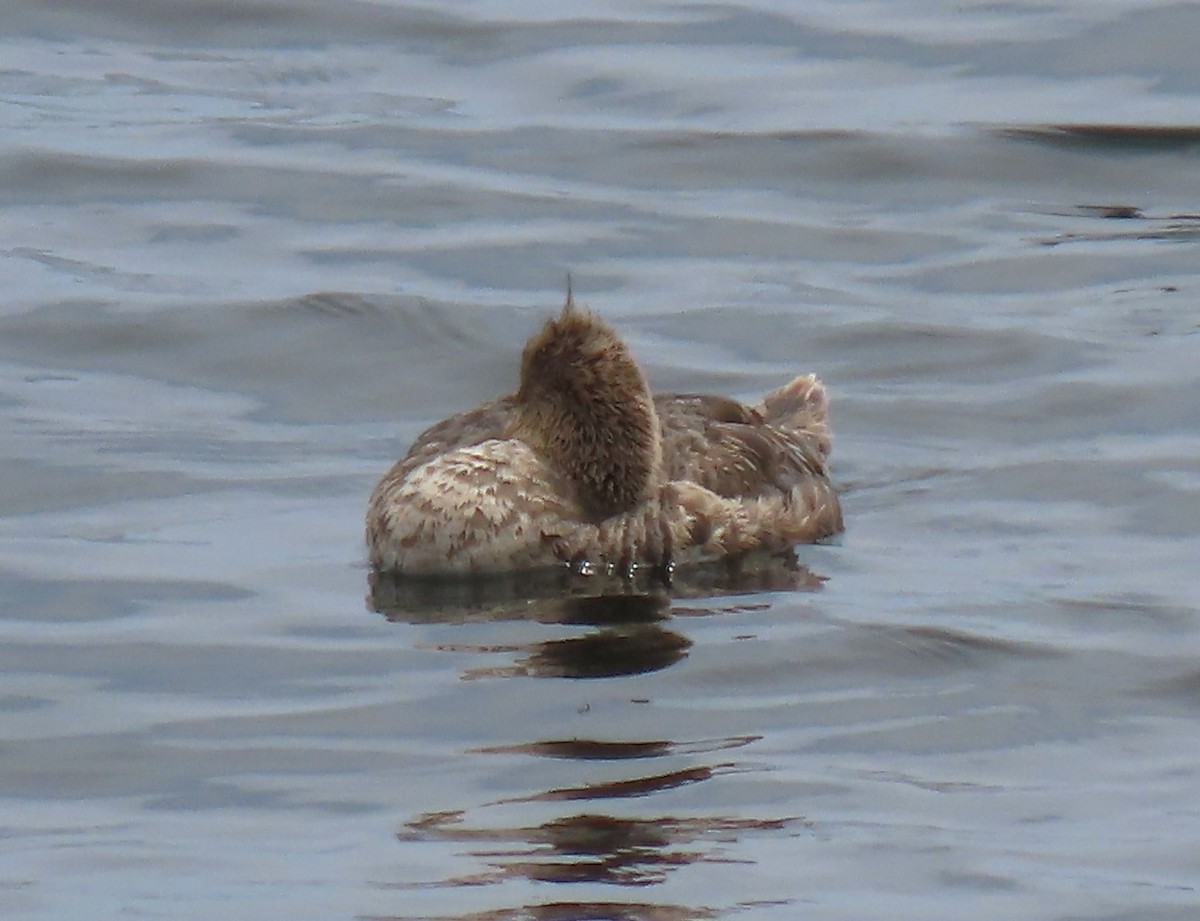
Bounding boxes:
366 293 842 576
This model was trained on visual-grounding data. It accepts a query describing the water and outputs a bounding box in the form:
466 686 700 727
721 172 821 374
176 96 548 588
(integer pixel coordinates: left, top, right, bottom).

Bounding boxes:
2 2 1200 919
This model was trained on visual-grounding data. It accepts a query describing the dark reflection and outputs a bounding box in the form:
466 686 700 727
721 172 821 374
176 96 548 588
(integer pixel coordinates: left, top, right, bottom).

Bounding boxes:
369 554 825 679
368 551 823 623
518 624 691 679
367 901 718 921
1017 201 1200 248
1077 203 1144 220
413 592 691 679
508 765 732 804
475 735 759 761
370 557 822 916
1000 123 1200 151
397 808 794 888
367 566 658 623
379 744 786 912
521 593 688 679
1039 217 1200 247
447 626 691 681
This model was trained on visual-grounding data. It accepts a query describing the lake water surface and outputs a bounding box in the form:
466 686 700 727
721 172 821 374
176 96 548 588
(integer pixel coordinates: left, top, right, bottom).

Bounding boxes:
2 2 1200 919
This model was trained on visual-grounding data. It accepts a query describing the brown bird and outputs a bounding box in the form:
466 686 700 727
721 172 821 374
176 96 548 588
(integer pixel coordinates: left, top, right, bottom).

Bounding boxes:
367 292 842 576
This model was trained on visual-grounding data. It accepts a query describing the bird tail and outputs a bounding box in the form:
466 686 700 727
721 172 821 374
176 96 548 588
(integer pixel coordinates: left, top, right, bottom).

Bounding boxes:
757 374 833 459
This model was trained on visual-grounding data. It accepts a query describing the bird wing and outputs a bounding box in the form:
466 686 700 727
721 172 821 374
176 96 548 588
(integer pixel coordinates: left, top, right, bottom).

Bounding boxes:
656 393 830 499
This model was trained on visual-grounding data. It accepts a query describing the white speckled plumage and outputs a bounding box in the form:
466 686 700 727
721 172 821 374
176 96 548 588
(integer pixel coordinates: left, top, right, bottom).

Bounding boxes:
366 295 842 576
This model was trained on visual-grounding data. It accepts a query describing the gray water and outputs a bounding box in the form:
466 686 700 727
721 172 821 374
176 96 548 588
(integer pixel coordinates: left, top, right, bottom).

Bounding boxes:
3 2 1200 919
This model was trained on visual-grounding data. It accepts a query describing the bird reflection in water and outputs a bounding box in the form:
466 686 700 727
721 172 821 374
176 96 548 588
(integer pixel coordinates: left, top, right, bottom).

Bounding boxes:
370 573 684 678
367 898 721 920
367 555 824 917
377 733 805 916
368 552 824 680
368 551 823 623
397 808 793 888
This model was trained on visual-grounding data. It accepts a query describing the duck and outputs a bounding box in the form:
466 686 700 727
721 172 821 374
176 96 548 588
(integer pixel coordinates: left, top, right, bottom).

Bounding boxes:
366 292 842 577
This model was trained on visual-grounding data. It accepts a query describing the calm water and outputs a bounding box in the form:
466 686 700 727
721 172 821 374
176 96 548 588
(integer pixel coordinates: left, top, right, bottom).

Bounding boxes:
2 2 1200 919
